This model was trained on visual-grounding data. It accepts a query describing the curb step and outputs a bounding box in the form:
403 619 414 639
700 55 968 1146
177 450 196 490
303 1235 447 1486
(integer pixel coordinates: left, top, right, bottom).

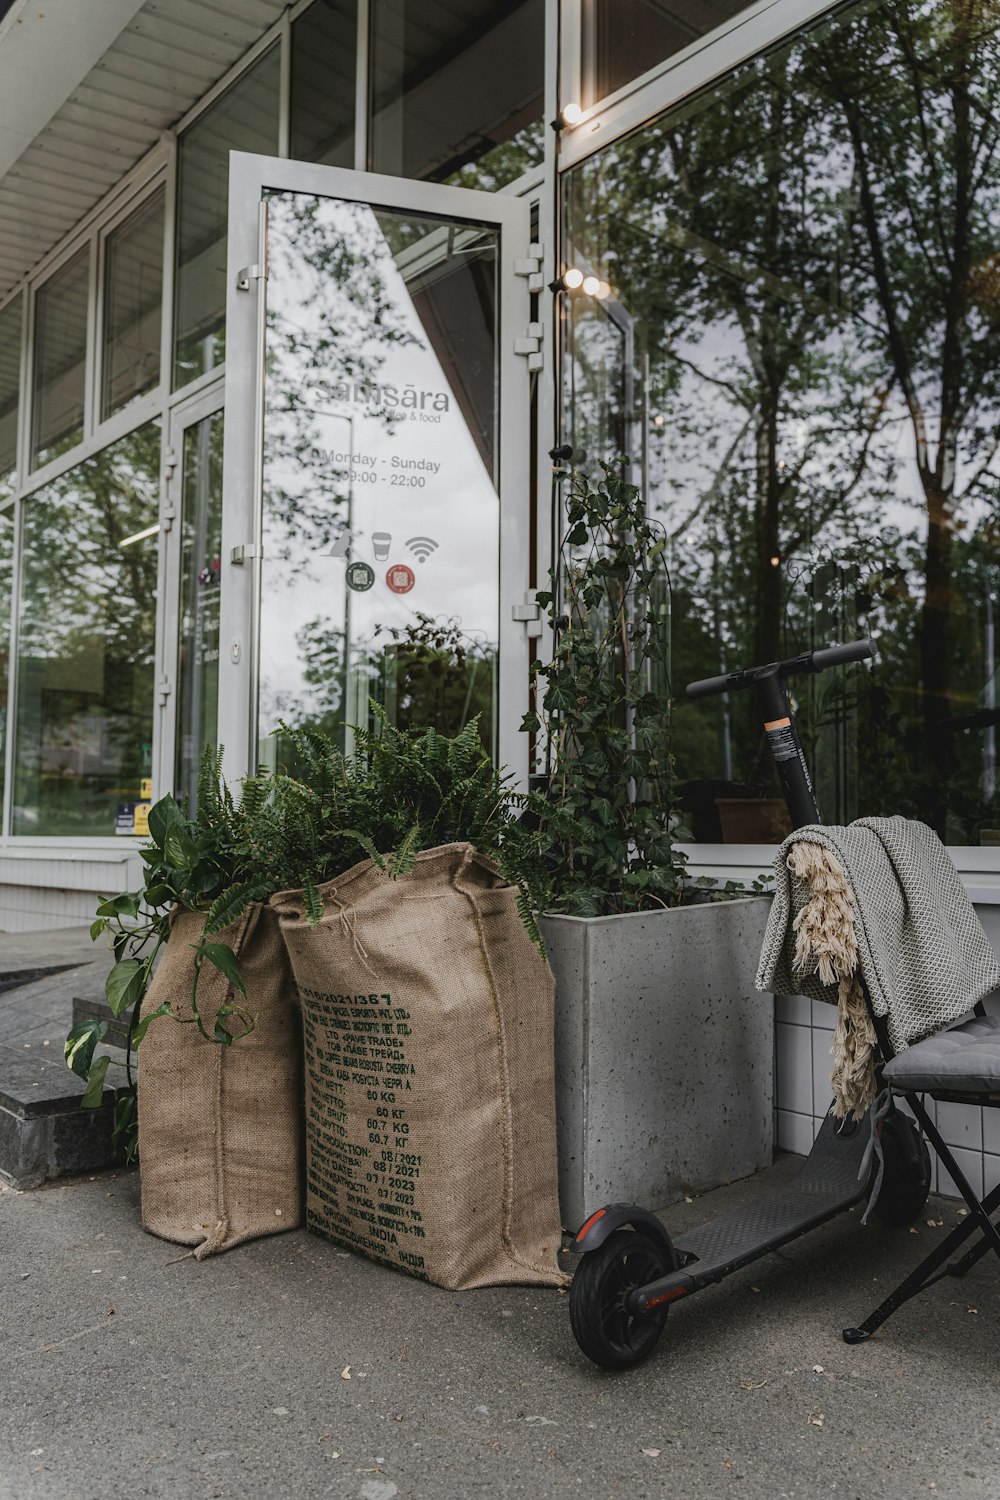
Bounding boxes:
0 942 125 1191
72 994 132 1051
0 1039 131 1191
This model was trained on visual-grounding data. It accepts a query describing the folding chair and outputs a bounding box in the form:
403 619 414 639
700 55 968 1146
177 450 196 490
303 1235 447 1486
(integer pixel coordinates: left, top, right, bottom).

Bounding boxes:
843 994 1000 1343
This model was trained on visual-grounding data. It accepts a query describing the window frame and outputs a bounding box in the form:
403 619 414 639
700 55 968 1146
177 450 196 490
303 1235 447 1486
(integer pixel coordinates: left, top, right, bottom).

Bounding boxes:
556 0 846 173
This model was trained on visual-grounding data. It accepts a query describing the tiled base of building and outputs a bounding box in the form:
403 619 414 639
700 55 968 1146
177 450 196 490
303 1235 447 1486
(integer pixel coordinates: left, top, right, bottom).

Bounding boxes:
774 989 1000 1202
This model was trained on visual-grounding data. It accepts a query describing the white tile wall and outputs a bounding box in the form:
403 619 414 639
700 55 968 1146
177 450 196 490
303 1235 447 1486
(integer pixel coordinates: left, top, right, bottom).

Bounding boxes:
773 899 1000 1202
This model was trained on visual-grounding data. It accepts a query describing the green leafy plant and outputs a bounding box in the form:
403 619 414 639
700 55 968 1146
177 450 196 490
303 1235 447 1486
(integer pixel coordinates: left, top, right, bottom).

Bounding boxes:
238 709 550 949
65 719 553 1161
520 458 744 916
64 752 270 1161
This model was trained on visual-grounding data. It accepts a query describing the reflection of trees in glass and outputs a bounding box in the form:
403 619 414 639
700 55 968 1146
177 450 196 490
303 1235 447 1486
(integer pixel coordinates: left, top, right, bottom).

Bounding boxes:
260 191 500 761
13 423 159 834
0 508 11 808
446 120 545 191
274 612 495 766
264 192 420 565
565 0 1000 842
375 613 495 744
176 410 224 814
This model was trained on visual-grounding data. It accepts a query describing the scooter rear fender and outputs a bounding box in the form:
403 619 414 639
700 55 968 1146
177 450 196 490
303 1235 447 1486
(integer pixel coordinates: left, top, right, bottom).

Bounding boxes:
570 1203 677 1265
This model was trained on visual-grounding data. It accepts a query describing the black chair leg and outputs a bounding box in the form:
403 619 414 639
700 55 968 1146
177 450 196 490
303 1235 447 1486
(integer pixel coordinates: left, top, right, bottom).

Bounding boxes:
842 1132 1000 1344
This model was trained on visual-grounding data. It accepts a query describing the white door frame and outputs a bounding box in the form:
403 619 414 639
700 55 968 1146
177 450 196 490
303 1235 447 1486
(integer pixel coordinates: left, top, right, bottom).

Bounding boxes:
219 151 534 786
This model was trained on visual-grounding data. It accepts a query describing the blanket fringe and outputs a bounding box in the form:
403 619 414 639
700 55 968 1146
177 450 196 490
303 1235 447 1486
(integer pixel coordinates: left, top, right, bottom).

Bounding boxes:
786 844 876 1119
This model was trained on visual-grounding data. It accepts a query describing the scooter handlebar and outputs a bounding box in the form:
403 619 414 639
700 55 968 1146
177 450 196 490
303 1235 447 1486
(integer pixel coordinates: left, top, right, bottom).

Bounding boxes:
685 671 736 701
810 638 877 671
685 638 876 700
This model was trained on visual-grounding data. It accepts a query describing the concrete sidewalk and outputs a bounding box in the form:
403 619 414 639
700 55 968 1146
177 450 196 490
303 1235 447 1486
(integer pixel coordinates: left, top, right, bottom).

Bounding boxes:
2 1160 997 1500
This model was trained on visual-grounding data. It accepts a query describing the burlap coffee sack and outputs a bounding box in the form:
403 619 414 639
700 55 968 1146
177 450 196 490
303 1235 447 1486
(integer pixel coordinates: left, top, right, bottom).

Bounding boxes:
137 903 303 1258
271 843 564 1290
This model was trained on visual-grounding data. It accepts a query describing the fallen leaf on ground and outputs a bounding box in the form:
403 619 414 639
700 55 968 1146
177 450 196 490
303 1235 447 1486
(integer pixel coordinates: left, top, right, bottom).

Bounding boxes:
641 1448 661 1457
739 1379 768 1391
808 1412 825 1428
340 1366 352 1380
926 1219 944 1228
812 1365 824 1374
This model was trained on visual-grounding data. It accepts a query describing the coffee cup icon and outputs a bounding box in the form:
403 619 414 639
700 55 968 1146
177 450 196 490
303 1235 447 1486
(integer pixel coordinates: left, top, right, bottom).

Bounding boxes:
372 531 392 561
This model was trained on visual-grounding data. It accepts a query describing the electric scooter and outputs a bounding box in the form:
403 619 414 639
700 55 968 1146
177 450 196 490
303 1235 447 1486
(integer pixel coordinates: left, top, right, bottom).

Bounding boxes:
567 638 932 1370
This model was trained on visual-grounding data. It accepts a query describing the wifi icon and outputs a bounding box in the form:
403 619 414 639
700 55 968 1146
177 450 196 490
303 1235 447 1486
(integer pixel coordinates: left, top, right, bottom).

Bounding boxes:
406 535 439 563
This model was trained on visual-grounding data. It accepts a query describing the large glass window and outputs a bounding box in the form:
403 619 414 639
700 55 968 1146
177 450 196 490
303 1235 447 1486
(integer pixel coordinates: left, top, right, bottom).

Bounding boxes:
175 409 223 814
0 507 11 815
0 295 20 503
290 0 357 168
579 0 757 109
31 247 89 469
174 46 281 389
564 0 1000 847
369 0 544 189
13 423 159 835
102 188 165 422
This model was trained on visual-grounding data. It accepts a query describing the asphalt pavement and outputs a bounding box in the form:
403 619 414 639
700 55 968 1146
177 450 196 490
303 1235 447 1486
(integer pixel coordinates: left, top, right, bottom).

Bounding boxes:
2 1156 997 1500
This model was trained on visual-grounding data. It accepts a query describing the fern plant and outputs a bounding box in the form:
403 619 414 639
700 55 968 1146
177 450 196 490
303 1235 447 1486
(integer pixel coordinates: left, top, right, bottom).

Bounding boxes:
66 719 555 1159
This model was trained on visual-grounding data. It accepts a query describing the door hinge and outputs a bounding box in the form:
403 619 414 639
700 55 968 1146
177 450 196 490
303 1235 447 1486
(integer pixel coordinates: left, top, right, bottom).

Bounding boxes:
230 543 263 565
163 445 178 478
161 499 176 534
235 263 266 291
514 242 545 294
512 596 542 635
157 674 172 707
514 321 544 373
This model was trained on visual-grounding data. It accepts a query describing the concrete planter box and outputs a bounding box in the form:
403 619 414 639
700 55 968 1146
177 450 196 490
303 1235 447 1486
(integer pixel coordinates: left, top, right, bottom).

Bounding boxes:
543 896 774 1229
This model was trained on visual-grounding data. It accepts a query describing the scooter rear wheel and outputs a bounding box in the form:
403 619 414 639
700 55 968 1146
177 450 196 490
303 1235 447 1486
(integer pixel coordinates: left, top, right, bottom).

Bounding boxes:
569 1228 670 1370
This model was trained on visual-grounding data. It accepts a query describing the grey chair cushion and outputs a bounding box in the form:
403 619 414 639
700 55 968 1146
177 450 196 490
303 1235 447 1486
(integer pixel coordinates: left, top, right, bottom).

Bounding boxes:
883 1014 1000 1095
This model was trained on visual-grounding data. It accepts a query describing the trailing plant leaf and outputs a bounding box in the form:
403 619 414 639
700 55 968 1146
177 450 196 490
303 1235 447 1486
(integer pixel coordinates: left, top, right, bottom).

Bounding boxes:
81 1054 111 1109
105 959 145 1019
195 942 247 996
65 1020 109 1081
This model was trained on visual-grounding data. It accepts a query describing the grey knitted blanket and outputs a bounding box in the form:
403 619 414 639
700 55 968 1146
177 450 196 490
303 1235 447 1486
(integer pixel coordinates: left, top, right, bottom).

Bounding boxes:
756 817 1000 1057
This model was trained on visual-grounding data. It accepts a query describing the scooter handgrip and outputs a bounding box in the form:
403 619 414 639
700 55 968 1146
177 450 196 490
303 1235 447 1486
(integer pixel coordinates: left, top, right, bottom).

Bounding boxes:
810 638 877 671
686 671 738 700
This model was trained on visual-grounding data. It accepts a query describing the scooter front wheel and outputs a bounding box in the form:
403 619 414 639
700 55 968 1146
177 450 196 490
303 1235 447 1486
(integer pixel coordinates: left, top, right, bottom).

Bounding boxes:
569 1228 670 1370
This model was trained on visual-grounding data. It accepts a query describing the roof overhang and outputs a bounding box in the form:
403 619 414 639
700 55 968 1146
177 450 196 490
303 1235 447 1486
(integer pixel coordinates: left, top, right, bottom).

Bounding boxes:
0 0 287 304
0 0 148 179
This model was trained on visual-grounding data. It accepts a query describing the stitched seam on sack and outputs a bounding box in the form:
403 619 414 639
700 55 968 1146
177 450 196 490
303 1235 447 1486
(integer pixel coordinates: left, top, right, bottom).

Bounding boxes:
204 903 255 1254
462 863 556 1280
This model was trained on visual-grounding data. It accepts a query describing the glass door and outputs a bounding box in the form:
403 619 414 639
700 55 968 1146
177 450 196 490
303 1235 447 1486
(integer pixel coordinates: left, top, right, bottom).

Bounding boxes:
220 154 533 783
159 391 224 815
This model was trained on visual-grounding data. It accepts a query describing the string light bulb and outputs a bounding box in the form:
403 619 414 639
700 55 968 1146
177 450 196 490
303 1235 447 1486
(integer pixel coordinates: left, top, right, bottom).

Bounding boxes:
561 102 584 126
562 267 584 289
581 274 601 296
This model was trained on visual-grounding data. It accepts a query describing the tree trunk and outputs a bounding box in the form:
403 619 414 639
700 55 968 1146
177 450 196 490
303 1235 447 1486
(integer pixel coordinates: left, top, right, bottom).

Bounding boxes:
752 398 782 668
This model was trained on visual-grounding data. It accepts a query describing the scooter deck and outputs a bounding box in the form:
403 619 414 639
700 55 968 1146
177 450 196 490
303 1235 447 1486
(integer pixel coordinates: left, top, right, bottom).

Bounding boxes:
635 1113 870 1310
